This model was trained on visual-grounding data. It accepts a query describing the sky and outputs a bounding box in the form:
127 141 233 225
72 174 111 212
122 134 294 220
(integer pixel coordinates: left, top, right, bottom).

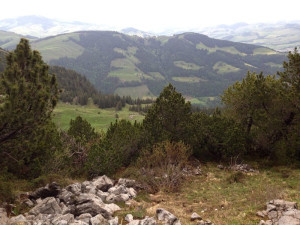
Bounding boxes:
1 0 300 32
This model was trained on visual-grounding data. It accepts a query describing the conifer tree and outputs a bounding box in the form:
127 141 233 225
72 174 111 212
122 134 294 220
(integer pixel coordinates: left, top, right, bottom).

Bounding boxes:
0 38 58 176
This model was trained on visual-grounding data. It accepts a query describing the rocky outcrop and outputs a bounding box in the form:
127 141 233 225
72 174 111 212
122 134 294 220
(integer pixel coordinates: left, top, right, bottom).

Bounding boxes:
257 199 300 225
4 176 136 225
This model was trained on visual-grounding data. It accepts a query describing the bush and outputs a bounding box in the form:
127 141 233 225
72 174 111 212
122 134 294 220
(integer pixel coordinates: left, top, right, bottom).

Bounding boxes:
133 141 192 192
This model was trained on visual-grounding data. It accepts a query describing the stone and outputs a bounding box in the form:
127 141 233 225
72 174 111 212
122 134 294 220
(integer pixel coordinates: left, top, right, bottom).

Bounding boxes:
66 183 82 195
96 190 110 201
108 185 128 195
256 211 267 218
140 216 157 225
29 182 61 200
92 175 114 192
108 216 118 225
156 208 181 225
125 214 134 222
117 178 136 187
69 221 89 225
278 215 300 225
128 187 137 198
90 214 109 225
51 213 75 225
29 197 62 216
191 212 202 221
8 215 29 225
76 213 92 224
23 199 34 207
58 189 74 204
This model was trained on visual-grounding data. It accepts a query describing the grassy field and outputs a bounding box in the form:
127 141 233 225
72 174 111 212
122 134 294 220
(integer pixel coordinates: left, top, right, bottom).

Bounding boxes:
117 164 300 225
31 33 84 62
213 61 240 74
173 61 203 70
53 102 144 132
115 85 154 99
196 42 246 56
172 76 207 83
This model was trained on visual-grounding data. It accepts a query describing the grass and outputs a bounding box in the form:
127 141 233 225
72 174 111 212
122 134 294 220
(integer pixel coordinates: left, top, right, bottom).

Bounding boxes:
196 42 246 56
172 76 206 83
213 61 240 74
173 61 203 70
264 62 282 68
53 102 144 132
253 47 277 55
116 164 300 225
115 85 154 99
31 33 84 62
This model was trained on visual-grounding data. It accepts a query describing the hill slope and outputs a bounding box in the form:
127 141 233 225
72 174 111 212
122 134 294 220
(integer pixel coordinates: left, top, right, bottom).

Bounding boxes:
31 31 286 99
0 30 37 50
198 22 300 52
0 48 7 72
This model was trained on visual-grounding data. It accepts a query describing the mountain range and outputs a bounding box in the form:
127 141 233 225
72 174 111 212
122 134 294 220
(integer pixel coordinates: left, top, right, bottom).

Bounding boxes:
1 16 300 52
26 31 285 103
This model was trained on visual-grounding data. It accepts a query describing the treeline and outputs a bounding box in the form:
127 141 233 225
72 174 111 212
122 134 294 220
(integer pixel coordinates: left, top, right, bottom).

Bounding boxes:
50 65 153 108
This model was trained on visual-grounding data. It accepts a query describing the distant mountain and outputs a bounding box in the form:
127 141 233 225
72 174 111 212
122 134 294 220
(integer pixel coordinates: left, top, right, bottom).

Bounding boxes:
0 30 37 50
0 15 112 38
196 22 300 52
30 31 286 101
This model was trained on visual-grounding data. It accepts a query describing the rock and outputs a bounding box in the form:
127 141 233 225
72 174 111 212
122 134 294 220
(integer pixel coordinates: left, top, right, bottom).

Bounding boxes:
108 216 118 225
259 199 300 225
23 199 34 207
197 219 214 225
51 213 75 225
76 213 92 224
278 215 300 225
117 178 136 187
90 214 109 225
75 197 110 218
0 207 9 225
58 189 74 204
191 212 202 221
140 216 157 225
96 190 110 202
156 208 181 225
29 197 62 216
256 211 267 218
66 183 82 195
108 185 128 195
92 175 114 192
125 214 134 222
8 215 29 225
128 217 157 225
69 221 89 225
29 182 61 200
128 187 137 198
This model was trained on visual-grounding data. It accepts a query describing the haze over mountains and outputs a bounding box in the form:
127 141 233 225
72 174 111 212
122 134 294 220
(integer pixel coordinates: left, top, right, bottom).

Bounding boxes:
1 16 300 51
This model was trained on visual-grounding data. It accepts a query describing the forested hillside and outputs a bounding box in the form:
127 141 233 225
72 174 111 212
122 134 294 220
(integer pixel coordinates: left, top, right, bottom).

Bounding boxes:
0 48 7 72
31 31 286 99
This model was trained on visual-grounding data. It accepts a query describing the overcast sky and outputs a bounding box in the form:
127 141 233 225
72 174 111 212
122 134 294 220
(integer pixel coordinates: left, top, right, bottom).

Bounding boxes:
1 0 300 32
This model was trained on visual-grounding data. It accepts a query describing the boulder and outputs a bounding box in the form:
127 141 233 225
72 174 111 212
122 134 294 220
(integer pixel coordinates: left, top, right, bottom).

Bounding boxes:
117 178 136 187
51 213 75 225
66 183 82 195
58 189 74 204
108 216 119 225
92 175 114 192
90 213 109 225
125 214 134 222
156 208 181 225
29 197 62 216
29 182 61 200
8 215 29 225
76 213 92 224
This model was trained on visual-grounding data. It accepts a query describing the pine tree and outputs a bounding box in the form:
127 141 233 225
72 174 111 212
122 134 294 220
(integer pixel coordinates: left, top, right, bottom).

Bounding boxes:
0 39 58 176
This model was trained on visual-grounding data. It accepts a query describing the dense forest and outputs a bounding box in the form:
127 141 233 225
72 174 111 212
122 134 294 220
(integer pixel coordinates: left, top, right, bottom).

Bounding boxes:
0 39 299 188
30 31 286 98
